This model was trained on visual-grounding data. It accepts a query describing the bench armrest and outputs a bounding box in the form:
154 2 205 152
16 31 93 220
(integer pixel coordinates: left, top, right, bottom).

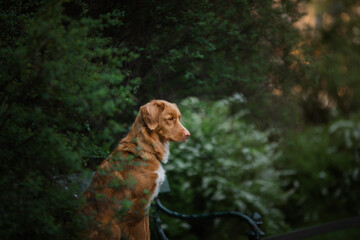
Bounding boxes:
152 197 265 240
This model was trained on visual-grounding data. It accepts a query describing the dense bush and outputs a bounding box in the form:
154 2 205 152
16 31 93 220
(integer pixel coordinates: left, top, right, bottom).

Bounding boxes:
159 96 289 239
0 1 139 239
278 114 360 228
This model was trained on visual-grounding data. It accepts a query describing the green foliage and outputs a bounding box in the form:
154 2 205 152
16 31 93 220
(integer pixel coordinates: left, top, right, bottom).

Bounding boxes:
1 0 305 238
0 0 140 239
160 97 289 239
85 0 304 107
2 0 358 239
278 114 360 227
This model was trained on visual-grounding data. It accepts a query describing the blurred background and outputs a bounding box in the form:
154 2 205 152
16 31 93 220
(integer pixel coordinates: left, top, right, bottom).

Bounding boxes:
1 0 359 239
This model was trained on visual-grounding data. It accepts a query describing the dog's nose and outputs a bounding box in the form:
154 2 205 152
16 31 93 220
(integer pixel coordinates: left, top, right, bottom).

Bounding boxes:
184 130 191 138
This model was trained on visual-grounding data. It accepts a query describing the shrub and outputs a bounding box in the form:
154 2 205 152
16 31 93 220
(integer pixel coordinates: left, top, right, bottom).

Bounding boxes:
159 96 288 239
278 114 360 227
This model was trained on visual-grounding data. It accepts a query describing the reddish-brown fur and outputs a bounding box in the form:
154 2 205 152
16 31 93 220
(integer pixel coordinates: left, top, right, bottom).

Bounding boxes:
82 100 190 240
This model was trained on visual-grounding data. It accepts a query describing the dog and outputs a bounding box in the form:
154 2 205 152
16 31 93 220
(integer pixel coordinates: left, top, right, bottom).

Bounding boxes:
82 100 190 240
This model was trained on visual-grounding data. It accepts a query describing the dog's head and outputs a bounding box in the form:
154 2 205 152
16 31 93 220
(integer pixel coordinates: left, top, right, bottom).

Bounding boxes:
140 100 190 142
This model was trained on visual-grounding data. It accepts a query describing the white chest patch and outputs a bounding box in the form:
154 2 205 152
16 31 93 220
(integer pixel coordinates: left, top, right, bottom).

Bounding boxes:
148 143 170 205
162 142 170 164
151 164 166 202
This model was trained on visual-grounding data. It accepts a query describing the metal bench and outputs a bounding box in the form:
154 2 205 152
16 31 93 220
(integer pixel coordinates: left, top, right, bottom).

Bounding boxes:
152 176 360 240
152 175 265 240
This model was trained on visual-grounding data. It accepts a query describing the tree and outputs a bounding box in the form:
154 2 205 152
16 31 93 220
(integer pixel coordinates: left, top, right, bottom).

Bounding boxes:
0 1 139 239
83 0 306 126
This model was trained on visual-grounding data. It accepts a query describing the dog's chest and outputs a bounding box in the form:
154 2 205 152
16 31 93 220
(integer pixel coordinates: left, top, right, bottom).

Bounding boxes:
152 164 165 200
150 145 169 201
162 142 170 164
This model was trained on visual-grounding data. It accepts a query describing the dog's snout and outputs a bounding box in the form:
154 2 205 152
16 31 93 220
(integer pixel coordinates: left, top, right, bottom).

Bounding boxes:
184 130 190 138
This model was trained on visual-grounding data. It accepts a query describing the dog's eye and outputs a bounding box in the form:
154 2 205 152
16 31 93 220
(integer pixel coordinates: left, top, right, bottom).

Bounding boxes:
168 117 174 121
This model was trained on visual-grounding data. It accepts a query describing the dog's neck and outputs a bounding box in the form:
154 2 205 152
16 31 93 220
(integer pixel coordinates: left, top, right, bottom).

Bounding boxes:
119 113 169 163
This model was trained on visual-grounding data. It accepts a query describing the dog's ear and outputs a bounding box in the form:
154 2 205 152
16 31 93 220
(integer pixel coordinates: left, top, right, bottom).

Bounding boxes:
141 101 165 130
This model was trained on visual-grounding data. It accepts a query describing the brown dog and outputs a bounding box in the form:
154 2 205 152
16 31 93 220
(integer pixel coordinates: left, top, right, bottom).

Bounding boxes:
82 100 190 240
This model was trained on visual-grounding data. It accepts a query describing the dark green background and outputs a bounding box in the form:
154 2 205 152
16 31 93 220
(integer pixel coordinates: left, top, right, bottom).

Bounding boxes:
1 0 359 239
